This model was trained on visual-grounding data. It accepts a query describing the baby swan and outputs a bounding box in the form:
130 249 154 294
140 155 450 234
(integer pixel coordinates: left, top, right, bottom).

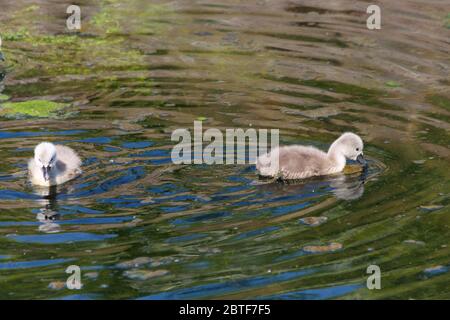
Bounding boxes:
256 132 367 180
28 142 82 186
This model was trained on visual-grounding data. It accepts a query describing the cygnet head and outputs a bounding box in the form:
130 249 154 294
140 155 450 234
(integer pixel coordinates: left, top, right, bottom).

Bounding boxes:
329 132 366 165
34 142 57 181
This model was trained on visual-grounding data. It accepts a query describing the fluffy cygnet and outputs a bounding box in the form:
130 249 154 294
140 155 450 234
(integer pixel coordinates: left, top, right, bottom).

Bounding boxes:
28 142 82 186
256 132 367 180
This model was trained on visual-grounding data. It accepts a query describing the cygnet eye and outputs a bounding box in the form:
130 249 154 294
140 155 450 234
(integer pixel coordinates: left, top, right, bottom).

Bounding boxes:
356 148 360 151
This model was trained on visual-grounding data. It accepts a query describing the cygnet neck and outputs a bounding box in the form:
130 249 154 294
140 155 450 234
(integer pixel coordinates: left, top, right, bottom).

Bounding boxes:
327 142 346 171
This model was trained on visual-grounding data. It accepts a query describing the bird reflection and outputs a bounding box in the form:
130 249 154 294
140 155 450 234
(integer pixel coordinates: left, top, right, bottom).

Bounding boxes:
329 171 366 200
33 185 61 233
255 166 367 201
0 72 5 92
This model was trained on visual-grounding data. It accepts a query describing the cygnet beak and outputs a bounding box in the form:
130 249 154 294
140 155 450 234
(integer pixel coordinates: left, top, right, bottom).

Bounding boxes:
42 166 51 181
356 154 367 166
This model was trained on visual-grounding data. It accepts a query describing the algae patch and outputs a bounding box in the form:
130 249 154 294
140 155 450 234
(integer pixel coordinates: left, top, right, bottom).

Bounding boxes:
385 81 401 88
427 94 450 111
1 28 31 41
0 100 68 118
445 13 450 29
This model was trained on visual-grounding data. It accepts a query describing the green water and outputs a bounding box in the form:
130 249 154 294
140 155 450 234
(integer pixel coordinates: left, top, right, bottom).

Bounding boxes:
0 0 449 299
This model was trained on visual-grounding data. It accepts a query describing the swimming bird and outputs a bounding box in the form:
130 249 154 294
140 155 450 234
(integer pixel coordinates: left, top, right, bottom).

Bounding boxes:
28 142 82 186
256 132 367 180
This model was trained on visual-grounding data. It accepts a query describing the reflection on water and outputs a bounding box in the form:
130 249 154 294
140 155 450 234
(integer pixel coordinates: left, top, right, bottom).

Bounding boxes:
35 186 60 233
259 164 369 201
0 0 449 299
330 174 365 201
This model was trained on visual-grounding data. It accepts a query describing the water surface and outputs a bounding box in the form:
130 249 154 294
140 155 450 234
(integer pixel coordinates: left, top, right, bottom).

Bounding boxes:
0 0 449 299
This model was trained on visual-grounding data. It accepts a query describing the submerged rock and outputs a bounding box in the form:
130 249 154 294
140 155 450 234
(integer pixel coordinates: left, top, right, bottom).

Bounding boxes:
116 257 152 269
299 216 328 227
48 281 66 290
123 269 168 280
419 205 444 212
151 256 177 267
303 242 343 253
140 197 155 204
113 120 143 132
116 256 177 269
403 239 426 246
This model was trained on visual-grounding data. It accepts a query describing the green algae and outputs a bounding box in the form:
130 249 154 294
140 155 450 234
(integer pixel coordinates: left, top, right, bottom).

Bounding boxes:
427 94 450 111
90 0 174 36
1 29 31 41
385 81 401 88
1 1 170 77
0 100 68 117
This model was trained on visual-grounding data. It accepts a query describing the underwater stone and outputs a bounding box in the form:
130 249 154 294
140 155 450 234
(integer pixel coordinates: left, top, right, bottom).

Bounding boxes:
299 216 328 226
403 239 426 246
116 257 153 269
48 281 66 290
419 205 444 212
123 269 169 280
303 242 343 253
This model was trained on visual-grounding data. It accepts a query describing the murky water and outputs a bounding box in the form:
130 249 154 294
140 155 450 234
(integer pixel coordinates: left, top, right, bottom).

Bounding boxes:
0 0 449 299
